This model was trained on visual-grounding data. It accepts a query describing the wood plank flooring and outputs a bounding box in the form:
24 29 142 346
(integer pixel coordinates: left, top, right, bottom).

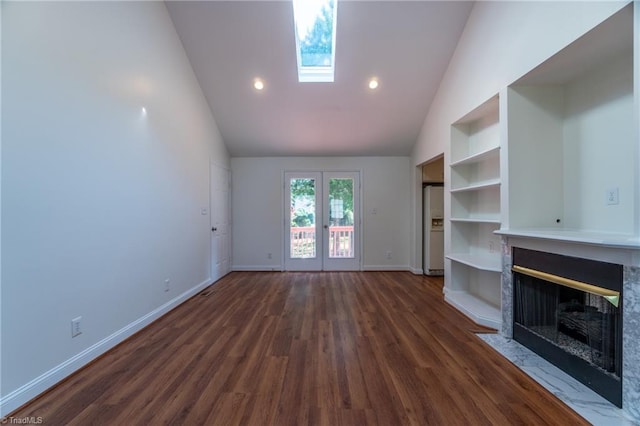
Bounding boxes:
9 272 588 425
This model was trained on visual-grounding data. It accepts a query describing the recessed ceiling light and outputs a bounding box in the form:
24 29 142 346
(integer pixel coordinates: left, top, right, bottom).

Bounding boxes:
368 78 379 90
254 79 265 91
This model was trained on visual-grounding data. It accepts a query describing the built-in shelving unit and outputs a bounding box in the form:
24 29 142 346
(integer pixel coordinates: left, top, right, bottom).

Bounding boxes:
502 4 637 243
445 95 502 329
441 3 637 332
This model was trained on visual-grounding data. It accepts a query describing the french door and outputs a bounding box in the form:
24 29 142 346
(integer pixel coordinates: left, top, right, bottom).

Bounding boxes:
284 171 360 271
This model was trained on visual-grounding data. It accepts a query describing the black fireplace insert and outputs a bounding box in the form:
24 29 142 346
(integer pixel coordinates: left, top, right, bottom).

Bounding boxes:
512 247 622 407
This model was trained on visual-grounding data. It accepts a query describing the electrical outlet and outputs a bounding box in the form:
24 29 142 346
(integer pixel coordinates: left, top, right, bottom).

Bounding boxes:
164 278 170 292
267 252 272 259
606 188 619 205
71 317 82 338
385 251 392 260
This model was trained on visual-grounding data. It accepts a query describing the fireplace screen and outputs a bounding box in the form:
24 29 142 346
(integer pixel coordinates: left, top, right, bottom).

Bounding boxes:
514 271 620 375
512 248 622 407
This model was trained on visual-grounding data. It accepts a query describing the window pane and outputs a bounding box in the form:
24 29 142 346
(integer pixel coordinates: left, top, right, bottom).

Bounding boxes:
293 0 337 82
290 178 316 258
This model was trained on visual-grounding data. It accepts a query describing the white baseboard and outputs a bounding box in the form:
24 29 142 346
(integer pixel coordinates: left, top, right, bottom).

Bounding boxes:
0 278 213 416
411 267 424 275
233 265 414 273
232 265 282 271
362 265 411 271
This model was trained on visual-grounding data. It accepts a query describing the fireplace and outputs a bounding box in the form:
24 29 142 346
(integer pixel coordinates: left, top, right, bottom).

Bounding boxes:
512 247 622 407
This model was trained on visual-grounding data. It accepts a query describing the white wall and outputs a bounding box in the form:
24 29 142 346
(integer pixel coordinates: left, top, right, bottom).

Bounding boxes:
1 1 229 413
0 3 3 403
563 52 635 234
410 0 630 271
636 0 640 238
231 157 412 271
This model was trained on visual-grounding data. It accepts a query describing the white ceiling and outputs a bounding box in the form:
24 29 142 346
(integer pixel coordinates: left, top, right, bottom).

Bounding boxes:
166 1 474 157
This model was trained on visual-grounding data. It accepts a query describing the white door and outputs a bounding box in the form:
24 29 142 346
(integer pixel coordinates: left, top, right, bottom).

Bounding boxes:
322 171 360 270
284 172 323 271
211 164 231 281
284 171 360 271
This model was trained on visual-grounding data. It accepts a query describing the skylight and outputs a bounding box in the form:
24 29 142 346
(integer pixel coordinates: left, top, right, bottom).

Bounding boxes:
292 0 337 82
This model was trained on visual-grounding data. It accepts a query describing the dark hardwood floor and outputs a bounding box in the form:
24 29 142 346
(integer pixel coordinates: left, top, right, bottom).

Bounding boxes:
10 272 588 425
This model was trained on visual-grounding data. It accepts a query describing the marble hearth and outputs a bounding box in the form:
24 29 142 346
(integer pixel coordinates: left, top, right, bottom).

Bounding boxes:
477 334 636 425
496 231 640 424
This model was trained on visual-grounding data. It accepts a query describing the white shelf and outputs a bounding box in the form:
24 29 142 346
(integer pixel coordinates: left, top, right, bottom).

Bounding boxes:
450 146 500 167
451 217 501 224
450 179 500 193
447 253 502 272
444 290 501 330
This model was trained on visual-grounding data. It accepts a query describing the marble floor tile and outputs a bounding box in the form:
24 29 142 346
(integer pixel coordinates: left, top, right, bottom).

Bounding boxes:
477 334 639 426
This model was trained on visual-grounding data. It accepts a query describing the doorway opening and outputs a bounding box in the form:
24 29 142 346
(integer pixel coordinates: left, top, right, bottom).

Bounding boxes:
421 156 444 276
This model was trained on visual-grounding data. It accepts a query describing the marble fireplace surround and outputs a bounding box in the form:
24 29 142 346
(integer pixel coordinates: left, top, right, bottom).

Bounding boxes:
498 232 640 423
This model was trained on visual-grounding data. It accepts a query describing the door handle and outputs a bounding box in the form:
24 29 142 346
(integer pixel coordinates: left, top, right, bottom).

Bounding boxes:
212 227 217 232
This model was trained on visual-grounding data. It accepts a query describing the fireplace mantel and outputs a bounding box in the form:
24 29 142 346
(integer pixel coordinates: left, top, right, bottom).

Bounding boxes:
496 228 640 250
496 230 640 268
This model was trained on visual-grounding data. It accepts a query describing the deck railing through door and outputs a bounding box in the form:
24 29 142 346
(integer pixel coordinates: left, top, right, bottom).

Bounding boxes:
291 226 354 258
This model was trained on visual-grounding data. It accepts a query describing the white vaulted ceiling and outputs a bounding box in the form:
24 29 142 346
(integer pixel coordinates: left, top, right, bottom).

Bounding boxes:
166 1 474 157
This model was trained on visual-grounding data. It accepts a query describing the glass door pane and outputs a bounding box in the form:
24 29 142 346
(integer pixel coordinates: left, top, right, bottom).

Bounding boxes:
328 178 354 258
290 178 317 258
